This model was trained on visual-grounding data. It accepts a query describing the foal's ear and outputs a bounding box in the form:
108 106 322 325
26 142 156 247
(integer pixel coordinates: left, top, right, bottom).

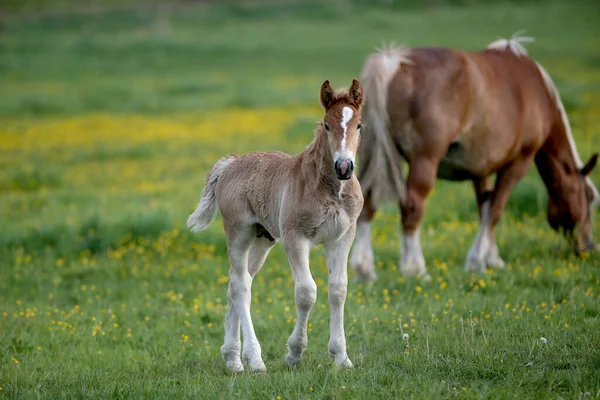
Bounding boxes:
580 153 599 176
320 80 334 110
349 79 363 108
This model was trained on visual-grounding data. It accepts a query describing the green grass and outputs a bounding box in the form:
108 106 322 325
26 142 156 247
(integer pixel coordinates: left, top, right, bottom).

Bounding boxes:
1 0 600 398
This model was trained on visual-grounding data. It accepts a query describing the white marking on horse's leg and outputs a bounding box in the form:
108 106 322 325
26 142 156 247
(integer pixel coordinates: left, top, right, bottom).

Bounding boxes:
221 236 273 373
325 231 354 369
465 201 491 274
283 237 316 367
349 221 377 281
226 229 266 372
221 285 243 372
484 229 505 269
340 106 354 151
400 228 429 279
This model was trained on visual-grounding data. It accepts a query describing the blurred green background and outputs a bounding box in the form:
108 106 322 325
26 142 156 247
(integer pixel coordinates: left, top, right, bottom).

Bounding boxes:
1 0 600 398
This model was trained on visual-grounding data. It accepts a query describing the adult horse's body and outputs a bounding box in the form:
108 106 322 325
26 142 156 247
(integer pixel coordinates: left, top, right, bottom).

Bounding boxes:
350 36 598 281
188 80 364 372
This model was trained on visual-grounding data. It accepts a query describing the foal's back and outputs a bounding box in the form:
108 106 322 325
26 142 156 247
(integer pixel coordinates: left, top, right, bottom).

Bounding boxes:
215 151 293 237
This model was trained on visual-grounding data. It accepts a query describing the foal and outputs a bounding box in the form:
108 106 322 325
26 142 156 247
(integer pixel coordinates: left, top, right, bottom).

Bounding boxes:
350 35 598 280
187 80 364 372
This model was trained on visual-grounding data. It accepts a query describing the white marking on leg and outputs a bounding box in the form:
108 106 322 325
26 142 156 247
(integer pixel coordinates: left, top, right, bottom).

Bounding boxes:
325 232 354 368
401 228 427 277
221 285 243 372
340 106 353 151
349 221 377 281
227 238 266 372
466 201 491 273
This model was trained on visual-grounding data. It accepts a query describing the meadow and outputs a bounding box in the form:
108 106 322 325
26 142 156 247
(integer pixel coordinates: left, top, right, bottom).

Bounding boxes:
1 0 600 398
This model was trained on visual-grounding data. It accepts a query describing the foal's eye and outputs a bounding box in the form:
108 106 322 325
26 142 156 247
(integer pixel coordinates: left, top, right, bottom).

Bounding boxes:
357 123 362 130
324 123 330 131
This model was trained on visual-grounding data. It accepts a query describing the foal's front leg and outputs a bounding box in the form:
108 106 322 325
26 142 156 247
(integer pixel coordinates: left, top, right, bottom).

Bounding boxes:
283 235 317 367
325 230 355 368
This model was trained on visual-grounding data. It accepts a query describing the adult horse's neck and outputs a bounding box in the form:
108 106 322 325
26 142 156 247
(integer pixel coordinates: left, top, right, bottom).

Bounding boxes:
299 122 342 198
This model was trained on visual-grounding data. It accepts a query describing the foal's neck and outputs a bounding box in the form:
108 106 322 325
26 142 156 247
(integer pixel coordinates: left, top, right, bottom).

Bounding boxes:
300 123 343 198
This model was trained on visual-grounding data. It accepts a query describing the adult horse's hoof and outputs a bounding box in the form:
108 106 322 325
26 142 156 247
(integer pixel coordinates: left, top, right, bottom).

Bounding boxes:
400 255 429 280
350 248 377 282
464 256 486 274
486 253 506 269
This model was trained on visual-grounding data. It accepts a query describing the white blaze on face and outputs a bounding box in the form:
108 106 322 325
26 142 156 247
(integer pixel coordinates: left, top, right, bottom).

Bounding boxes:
340 106 353 152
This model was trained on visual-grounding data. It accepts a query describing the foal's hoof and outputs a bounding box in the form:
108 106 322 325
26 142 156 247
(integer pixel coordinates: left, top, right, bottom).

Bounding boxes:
225 360 244 373
284 352 302 368
242 354 267 373
333 355 354 369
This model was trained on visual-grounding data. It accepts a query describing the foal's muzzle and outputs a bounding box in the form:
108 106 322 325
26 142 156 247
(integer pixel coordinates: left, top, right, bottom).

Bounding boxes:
335 159 354 180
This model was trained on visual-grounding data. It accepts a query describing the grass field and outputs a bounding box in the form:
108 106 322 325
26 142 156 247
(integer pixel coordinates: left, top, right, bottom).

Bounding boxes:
1 0 600 398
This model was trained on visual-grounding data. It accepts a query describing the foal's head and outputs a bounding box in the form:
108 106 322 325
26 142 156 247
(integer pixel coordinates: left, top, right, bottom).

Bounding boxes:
547 154 599 253
320 79 363 180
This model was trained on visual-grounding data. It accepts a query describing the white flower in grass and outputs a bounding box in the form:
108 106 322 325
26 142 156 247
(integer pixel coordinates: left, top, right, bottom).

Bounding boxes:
403 334 409 341
540 337 548 344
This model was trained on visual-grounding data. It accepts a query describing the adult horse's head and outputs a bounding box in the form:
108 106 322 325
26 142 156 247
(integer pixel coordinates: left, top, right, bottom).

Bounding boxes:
320 79 363 180
547 153 599 253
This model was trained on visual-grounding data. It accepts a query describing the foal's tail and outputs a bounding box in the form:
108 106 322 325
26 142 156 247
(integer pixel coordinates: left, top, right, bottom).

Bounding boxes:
187 156 237 232
358 45 410 206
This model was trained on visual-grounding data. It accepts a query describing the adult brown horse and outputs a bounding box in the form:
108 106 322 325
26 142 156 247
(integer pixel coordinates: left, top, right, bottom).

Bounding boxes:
350 35 599 281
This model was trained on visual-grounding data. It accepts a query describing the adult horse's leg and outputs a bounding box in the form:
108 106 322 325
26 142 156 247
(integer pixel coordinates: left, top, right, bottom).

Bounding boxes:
400 158 437 278
283 234 316 367
325 228 355 368
466 158 534 273
472 177 505 269
223 224 266 372
220 235 275 372
350 192 378 281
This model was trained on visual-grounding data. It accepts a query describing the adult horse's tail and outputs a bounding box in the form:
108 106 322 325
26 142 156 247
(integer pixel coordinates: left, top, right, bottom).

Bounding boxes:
187 156 237 232
357 45 409 206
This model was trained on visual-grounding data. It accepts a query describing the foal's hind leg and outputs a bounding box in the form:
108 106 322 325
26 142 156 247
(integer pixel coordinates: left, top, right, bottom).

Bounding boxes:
223 224 266 372
472 177 505 270
221 234 275 372
466 159 533 273
349 192 378 282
